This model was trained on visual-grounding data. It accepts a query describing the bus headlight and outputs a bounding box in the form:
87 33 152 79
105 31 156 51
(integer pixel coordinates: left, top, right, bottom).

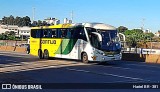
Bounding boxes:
102 58 105 60
92 48 96 51
91 56 97 60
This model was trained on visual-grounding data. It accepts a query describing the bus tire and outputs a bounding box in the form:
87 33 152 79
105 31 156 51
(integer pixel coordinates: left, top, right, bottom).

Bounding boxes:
81 52 88 63
44 50 49 59
38 50 43 59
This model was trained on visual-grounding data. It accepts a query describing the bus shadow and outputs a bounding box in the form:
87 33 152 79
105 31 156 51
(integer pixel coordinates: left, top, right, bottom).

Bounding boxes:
49 57 82 63
48 57 123 66
0 54 42 65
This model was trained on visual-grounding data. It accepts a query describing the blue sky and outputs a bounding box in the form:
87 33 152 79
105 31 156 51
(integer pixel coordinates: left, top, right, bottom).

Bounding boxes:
0 0 160 33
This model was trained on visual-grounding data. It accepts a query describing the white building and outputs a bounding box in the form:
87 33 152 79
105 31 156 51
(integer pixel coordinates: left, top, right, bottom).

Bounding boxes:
63 18 72 24
18 26 31 38
155 32 160 37
0 24 31 38
44 17 56 24
8 25 19 35
144 29 151 33
0 25 19 34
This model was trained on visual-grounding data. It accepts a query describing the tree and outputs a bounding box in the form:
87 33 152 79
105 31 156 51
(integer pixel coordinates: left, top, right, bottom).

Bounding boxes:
145 33 154 38
42 21 48 26
8 35 16 40
117 26 128 33
32 21 38 27
9 15 14 25
4 31 10 35
24 16 31 26
1 15 31 27
0 34 7 40
0 34 3 39
9 31 15 36
37 20 43 26
15 16 21 26
2 16 7 24
124 29 153 48
0 20 2 24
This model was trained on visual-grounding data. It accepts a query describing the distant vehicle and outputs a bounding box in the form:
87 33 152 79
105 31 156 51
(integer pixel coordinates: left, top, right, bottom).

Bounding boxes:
27 37 30 44
26 45 30 54
20 43 30 54
30 23 122 63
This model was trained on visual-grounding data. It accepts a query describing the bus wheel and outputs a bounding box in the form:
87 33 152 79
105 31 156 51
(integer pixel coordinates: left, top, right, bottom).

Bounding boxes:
82 53 88 63
44 50 49 59
38 50 43 59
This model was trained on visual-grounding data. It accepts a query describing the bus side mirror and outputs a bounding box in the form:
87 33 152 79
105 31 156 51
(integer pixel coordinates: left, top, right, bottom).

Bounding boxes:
98 34 102 42
91 32 102 42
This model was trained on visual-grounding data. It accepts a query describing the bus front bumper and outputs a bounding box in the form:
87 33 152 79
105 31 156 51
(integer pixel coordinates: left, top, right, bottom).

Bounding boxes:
91 54 122 62
101 54 122 61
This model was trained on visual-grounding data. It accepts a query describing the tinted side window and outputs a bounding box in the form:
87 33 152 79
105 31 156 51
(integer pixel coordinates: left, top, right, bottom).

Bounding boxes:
47 29 52 38
66 28 72 38
61 29 68 38
31 29 37 38
42 29 53 38
31 29 43 38
86 27 96 35
52 29 57 38
43 29 48 38
80 28 87 41
37 30 43 38
73 27 87 41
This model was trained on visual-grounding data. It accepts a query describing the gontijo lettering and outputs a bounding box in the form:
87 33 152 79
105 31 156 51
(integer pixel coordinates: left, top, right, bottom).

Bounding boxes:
41 40 56 44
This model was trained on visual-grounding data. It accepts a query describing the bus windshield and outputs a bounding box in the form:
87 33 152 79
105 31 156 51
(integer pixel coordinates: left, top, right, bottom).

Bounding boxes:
100 30 118 45
100 30 121 51
86 27 121 52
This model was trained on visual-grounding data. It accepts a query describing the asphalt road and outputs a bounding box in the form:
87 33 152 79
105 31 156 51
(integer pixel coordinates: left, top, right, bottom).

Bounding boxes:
1 51 160 92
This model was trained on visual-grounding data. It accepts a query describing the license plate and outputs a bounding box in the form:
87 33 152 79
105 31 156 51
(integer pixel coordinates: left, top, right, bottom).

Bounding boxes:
111 58 115 60
108 55 114 57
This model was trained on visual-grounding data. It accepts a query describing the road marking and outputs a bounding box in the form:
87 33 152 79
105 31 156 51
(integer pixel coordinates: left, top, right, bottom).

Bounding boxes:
106 80 147 83
5 60 17 62
66 68 151 82
125 63 160 69
0 52 28 55
0 60 86 73
93 64 132 70
0 54 31 58
90 64 160 74
103 73 142 80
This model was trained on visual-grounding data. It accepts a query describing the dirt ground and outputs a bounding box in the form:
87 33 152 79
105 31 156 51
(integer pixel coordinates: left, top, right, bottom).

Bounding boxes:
0 46 26 53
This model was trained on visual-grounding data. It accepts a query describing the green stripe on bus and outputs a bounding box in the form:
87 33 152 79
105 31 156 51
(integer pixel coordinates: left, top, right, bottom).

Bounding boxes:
62 39 77 54
61 39 70 53
55 39 77 55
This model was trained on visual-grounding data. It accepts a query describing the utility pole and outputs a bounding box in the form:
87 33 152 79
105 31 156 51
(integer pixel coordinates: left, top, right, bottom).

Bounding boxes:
70 11 73 23
32 7 35 23
142 18 145 32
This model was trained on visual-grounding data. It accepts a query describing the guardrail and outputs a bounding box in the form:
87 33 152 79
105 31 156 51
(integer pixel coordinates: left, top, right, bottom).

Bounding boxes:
122 48 160 63
122 48 160 54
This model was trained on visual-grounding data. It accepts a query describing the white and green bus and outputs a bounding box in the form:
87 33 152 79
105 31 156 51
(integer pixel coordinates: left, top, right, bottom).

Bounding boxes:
30 23 122 63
